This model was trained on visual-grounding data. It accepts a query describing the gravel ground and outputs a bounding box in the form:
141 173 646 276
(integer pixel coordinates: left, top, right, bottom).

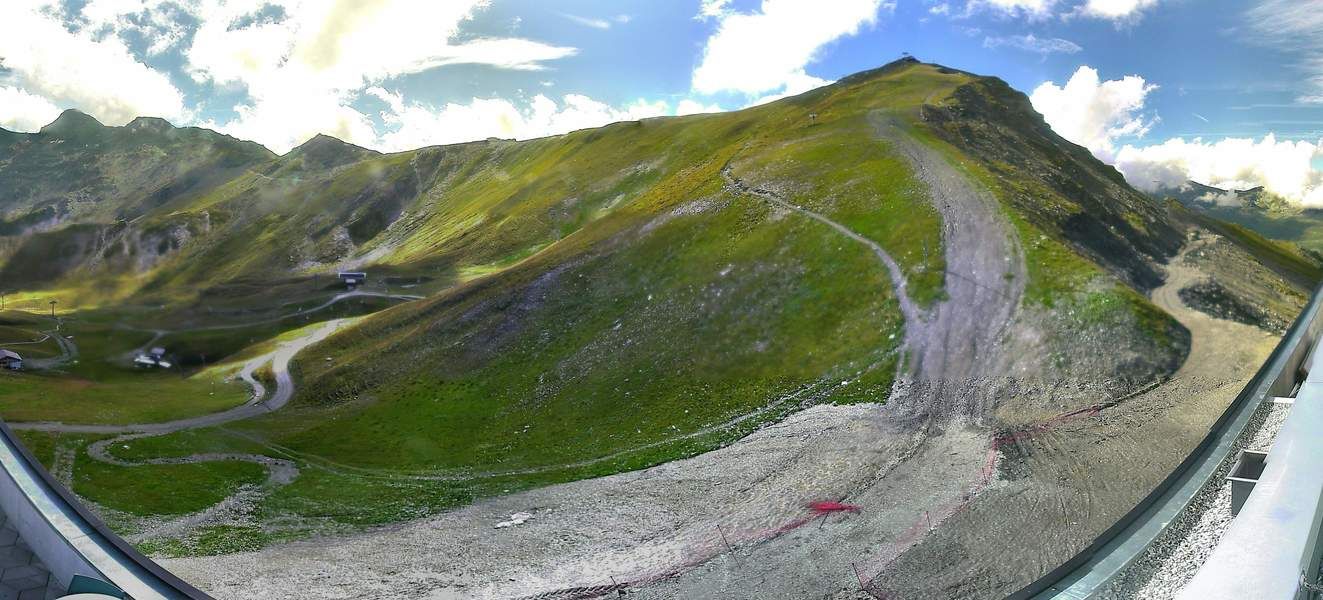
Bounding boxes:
160 403 982 600
1095 399 1293 600
858 237 1281 599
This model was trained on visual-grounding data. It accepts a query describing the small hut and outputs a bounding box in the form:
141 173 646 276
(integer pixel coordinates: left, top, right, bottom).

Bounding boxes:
337 272 367 289
0 349 23 371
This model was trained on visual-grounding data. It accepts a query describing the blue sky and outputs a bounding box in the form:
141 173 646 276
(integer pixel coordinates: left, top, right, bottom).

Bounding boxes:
2 0 1322 203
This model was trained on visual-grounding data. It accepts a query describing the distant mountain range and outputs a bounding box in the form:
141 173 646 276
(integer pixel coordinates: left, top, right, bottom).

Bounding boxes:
1156 180 1323 254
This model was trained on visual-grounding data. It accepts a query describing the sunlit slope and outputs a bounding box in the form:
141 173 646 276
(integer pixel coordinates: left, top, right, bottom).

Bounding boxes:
0 61 1175 313
233 61 975 473
1 61 1206 547
0 62 954 308
79 60 1197 544
279 58 1190 467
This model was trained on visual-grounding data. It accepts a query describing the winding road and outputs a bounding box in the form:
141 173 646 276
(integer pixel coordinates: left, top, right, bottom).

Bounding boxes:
14 318 349 436
8 291 421 545
24 318 78 370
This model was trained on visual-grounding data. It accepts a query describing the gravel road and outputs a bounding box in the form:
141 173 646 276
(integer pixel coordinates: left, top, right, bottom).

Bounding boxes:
11 317 350 435
862 237 1280 599
25 318 76 370
11 289 421 436
870 112 1025 388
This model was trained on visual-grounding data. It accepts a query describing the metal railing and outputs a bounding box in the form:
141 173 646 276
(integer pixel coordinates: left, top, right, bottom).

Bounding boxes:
1008 284 1323 599
1178 310 1323 599
0 419 212 599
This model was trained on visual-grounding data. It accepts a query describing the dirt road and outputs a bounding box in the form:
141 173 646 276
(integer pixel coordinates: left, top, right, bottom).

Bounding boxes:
25 318 77 370
870 112 1025 388
863 237 1279 599
12 317 350 436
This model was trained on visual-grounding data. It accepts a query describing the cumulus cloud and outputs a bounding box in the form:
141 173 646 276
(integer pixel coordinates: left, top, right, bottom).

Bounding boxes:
0 86 63 133
676 99 727 116
366 87 675 152
76 0 193 56
983 34 1082 55
1080 0 1160 19
181 0 578 153
744 72 833 107
1029 66 1157 160
699 0 733 19
1115 136 1323 205
692 0 890 96
0 2 187 126
1031 65 1323 205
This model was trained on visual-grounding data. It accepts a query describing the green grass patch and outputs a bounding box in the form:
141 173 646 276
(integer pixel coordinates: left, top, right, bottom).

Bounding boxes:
73 457 266 517
0 371 249 424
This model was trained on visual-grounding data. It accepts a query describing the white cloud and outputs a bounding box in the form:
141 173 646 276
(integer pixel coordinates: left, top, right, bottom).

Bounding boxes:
699 0 734 19
177 0 579 154
676 99 726 116
1031 64 1323 206
1247 0 1323 105
0 86 63 133
930 3 952 15
185 1 576 89
562 13 611 29
967 0 1057 18
692 0 889 96
966 0 1160 20
1080 0 1160 19
199 87 378 156
1029 66 1157 160
1115 135 1323 206
744 72 832 107
366 88 673 152
558 13 630 30
983 33 1082 55
412 38 579 72
77 0 192 55
0 2 187 126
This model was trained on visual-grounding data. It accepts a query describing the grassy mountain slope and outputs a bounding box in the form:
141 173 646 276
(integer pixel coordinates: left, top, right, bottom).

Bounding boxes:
0 110 273 225
1 59 1221 553
920 72 1181 290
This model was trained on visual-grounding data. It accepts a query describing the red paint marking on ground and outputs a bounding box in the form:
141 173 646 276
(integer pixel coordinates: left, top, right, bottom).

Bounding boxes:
810 500 862 514
861 403 1107 597
538 403 1108 599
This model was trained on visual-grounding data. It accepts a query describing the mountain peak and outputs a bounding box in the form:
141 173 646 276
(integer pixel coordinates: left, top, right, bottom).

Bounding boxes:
39 109 105 136
834 55 953 88
293 133 372 152
126 116 176 133
285 133 380 169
